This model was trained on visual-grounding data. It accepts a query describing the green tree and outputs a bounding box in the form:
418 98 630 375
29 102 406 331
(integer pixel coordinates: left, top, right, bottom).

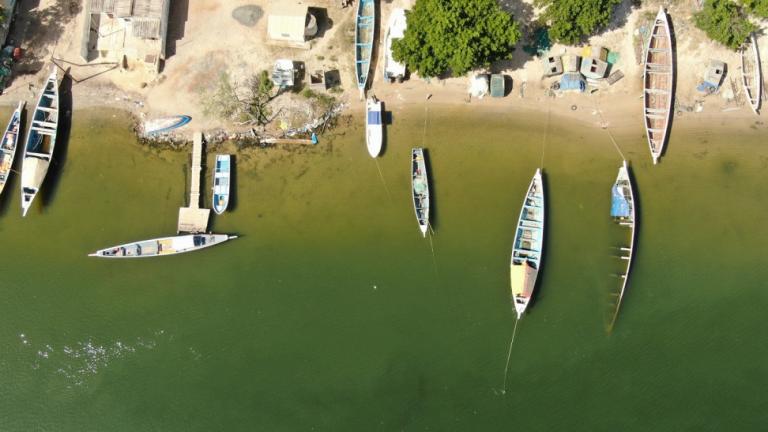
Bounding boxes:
743 0 768 18
535 0 622 45
201 71 275 125
391 0 520 78
695 0 755 50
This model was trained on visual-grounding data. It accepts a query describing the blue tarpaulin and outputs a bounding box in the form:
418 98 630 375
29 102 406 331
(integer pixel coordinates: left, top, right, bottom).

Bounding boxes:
367 110 382 125
560 73 586 92
611 185 631 217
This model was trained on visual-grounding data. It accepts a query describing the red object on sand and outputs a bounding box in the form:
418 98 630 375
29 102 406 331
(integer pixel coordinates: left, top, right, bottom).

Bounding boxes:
12 47 21 61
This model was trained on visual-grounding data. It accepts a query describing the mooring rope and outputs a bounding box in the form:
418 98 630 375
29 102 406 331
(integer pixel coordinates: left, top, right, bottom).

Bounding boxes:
374 158 392 203
593 100 626 161
501 318 521 395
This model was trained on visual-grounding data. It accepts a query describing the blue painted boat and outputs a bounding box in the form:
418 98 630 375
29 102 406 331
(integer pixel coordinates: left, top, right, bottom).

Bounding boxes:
143 115 192 136
354 0 376 97
608 160 636 330
0 101 24 197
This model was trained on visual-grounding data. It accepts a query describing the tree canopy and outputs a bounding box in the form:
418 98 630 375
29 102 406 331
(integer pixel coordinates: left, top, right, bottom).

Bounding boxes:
694 0 755 50
391 0 520 78
742 0 768 18
534 0 622 45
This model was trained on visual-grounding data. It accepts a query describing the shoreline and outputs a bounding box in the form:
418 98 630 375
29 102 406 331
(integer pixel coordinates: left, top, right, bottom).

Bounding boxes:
1 0 764 147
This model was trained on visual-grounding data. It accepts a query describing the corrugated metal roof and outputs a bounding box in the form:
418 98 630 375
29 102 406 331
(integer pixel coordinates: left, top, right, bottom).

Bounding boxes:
132 17 162 38
132 0 164 18
89 0 165 18
90 0 134 17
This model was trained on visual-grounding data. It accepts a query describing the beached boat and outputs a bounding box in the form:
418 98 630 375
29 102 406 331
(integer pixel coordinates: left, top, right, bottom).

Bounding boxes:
212 154 231 214
366 97 383 157
510 169 545 320
143 115 191 136
643 6 674 165
609 161 637 330
355 0 376 97
21 68 59 217
411 148 429 236
89 234 237 258
383 8 407 83
0 101 25 197
741 33 762 115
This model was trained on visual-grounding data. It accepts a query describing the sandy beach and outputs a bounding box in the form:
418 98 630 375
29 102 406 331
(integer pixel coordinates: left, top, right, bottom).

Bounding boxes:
0 0 766 142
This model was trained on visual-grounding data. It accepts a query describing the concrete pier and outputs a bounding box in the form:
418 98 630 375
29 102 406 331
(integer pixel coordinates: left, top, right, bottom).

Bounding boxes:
177 132 210 233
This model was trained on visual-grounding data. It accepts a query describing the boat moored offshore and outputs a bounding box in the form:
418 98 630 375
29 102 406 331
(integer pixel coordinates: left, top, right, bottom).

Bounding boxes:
510 169 545 319
89 234 237 258
609 160 637 330
212 154 231 214
411 148 430 236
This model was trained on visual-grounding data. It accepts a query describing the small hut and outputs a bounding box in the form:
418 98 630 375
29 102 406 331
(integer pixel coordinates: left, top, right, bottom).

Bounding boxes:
267 3 316 48
581 57 609 80
490 74 505 97
542 54 563 77
563 54 581 73
272 59 295 89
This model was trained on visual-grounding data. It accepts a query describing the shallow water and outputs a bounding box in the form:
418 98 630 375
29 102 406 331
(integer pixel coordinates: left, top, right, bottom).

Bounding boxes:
0 106 766 430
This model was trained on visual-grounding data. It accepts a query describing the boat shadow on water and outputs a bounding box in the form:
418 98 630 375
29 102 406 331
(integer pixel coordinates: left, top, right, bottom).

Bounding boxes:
661 10 678 162
526 170 548 314
423 148 437 231
40 70 73 211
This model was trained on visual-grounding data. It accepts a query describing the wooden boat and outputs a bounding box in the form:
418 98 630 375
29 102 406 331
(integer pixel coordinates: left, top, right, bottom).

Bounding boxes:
383 8 407 83
212 154 231 215
89 234 237 258
366 97 383 157
643 6 674 165
355 0 376 97
0 101 25 197
411 148 429 237
609 161 636 330
21 67 59 217
741 33 762 115
143 115 191 136
510 169 545 319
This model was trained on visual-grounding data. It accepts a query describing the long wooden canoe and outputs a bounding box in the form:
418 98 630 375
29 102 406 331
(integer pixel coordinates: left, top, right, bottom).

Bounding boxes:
21 67 59 216
0 101 24 197
608 161 636 331
354 0 376 98
411 148 429 237
643 6 674 165
741 33 762 115
510 169 545 320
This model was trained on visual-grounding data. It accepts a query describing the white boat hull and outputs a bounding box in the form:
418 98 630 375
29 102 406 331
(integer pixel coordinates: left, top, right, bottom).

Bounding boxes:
510 169 545 319
89 234 236 258
366 98 383 158
383 8 407 82
21 67 59 217
643 7 674 165
212 154 231 215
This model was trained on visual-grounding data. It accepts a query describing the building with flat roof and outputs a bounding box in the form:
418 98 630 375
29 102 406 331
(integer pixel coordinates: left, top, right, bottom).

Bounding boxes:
81 0 172 72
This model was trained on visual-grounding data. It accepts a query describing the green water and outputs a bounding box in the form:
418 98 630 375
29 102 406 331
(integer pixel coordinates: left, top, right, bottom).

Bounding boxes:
1 107 766 430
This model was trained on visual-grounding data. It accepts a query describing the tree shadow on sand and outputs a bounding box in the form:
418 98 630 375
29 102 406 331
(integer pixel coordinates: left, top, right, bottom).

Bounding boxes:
11 0 82 78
